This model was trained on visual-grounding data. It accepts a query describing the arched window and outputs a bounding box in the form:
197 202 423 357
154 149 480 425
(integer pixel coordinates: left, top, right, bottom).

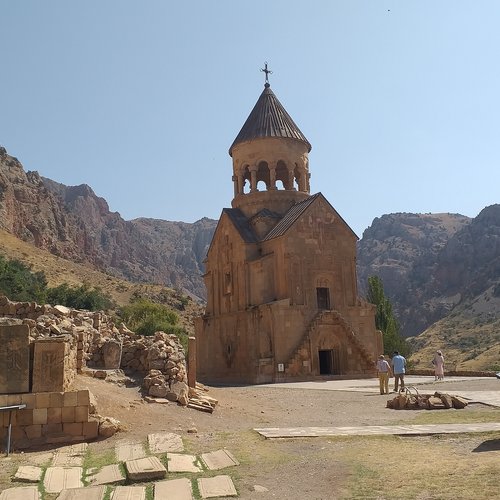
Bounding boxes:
256 161 270 190
275 160 290 190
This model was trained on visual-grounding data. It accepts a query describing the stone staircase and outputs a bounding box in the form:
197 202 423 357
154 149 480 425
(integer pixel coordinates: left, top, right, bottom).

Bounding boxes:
284 309 374 377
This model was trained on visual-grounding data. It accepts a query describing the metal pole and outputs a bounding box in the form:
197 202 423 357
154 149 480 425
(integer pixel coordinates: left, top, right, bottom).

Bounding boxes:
6 411 12 457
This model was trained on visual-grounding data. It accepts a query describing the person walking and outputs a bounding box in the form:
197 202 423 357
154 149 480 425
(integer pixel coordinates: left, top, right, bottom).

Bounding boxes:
391 351 406 392
433 350 445 381
376 355 392 394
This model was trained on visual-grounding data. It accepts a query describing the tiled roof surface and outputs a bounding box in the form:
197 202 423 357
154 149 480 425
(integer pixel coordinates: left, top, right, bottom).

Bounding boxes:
263 194 320 241
222 208 258 243
229 84 311 155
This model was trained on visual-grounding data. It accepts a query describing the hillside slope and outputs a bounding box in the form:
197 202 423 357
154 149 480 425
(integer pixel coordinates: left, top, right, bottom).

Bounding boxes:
0 146 216 299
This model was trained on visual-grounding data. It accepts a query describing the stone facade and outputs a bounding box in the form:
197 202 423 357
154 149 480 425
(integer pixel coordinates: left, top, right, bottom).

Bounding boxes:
195 82 382 384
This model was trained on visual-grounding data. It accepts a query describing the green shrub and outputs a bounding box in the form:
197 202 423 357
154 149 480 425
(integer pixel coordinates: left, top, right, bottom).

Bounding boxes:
119 299 188 349
0 255 48 302
46 283 113 311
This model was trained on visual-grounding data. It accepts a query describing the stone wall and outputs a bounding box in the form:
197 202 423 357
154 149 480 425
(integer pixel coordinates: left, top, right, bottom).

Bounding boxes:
0 390 98 448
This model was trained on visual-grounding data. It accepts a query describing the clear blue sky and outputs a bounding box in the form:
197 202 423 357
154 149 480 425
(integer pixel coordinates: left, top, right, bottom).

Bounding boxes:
2 1 499 237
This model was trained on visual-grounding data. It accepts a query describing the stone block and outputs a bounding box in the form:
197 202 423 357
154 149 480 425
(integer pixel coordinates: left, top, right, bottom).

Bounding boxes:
7 395 22 406
3 411 17 427
166 453 202 473
25 424 42 439
49 392 64 408
0 324 30 394
0 395 8 406
32 408 48 425
74 406 89 423
83 420 99 439
125 456 166 481
32 341 67 393
21 394 36 409
47 407 62 424
87 464 126 486
77 390 90 407
63 392 78 407
43 466 84 493
43 423 63 435
201 449 239 470
17 409 33 426
62 407 75 423
63 422 83 436
14 465 43 482
197 475 237 498
154 478 193 500
57 485 105 500
0 486 40 499
112 486 146 500
35 392 51 409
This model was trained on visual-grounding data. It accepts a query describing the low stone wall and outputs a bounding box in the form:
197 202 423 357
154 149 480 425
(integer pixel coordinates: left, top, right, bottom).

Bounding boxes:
408 369 496 377
0 390 98 449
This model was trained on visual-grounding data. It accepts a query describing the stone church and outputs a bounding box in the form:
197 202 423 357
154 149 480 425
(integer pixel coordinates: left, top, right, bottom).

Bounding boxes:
195 76 382 384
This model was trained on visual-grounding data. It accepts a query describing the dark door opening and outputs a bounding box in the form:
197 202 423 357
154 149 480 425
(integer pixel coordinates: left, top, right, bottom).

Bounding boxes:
319 349 340 375
317 287 330 310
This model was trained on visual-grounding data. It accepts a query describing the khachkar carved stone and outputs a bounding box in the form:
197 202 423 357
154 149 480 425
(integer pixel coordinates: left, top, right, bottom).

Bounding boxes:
102 340 122 369
0 324 30 393
32 339 68 392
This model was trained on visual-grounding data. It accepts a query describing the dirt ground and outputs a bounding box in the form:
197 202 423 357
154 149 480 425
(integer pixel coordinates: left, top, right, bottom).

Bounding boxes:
2 376 500 499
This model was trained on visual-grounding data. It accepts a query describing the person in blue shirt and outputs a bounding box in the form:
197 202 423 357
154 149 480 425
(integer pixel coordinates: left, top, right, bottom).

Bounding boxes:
391 351 406 392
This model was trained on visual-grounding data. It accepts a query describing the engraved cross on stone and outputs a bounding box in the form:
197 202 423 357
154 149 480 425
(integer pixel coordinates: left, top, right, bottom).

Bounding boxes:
261 62 272 84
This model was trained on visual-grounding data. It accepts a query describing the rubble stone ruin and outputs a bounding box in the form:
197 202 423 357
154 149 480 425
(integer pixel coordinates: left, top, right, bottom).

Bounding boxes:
0 295 210 450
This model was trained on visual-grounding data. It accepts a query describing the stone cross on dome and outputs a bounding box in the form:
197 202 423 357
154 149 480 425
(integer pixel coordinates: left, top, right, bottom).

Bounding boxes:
260 62 272 86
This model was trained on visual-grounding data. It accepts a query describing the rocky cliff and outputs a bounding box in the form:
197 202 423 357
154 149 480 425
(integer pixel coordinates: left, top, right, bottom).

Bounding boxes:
357 208 500 341
0 146 216 299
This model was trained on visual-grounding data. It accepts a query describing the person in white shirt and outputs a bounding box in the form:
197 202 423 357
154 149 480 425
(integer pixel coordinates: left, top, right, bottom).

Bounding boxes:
376 355 392 395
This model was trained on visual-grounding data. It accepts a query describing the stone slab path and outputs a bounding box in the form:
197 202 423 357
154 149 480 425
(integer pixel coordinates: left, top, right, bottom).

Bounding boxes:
255 421 500 438
43 466 83 493
125 456 166 481
111 486 146 500
14 465 42 482
0 486 39 500
115 441 146 462
201 449 240 470
166 453 202 473
198 475 238 498
154 478 194 500
57 485 106 500
87 463 126 486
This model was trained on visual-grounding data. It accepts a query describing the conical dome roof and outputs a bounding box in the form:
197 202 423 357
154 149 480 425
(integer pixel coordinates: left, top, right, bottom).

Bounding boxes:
229 83 311 156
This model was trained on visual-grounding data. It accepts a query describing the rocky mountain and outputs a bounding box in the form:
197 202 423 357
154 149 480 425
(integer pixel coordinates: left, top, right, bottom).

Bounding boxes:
357 208 500 369
0 146 216 299
3 144 500 370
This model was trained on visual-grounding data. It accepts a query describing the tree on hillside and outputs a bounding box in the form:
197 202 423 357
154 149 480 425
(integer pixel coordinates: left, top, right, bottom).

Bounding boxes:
0 255 47 302
367 275 411 357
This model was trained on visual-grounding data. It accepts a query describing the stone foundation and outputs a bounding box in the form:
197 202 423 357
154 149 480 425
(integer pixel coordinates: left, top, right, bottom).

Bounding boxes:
0 390 98 448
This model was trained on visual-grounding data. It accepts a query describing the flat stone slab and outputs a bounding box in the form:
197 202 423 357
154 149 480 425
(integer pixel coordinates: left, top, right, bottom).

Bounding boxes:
53 443 88 466
166 453 202 473
116 441 147 461
154 478 194 500
0 487 39 500
201 449 239 470
111 486 146 500
198 475 237 498
43 466 83 493
125 456 166 481
57 486 106 500
14 465 43 482
88 463 126 485
255 422 500 438
148 432 184 453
